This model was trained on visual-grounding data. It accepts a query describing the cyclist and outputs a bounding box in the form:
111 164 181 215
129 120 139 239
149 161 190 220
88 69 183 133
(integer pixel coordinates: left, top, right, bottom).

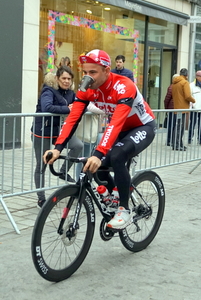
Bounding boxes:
43 49 156 230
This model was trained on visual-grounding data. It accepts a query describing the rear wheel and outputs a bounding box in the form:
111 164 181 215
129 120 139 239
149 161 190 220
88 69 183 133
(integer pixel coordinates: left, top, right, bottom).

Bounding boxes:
119 171 165 252
31 185 95 282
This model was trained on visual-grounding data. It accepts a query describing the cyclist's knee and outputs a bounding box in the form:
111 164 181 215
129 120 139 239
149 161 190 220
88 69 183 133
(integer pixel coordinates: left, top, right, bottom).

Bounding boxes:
110 146 128 165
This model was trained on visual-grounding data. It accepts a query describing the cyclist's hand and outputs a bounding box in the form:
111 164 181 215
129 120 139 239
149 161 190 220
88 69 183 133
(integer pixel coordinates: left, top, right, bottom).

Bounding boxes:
43 149 60 164
83 156 101 173
68 103 73 111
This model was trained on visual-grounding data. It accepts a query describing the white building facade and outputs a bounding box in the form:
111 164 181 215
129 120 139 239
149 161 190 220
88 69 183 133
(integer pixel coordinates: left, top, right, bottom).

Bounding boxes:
1 0 200 146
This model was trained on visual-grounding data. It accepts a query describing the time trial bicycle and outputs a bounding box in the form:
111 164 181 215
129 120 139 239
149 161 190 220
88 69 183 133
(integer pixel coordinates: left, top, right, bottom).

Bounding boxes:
31 154 165 282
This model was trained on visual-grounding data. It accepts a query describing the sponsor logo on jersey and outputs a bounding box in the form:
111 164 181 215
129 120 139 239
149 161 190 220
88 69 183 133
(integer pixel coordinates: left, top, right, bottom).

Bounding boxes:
130 130 147 144
107 96 112 101
113 80 126 94
95 102 116 114
135 102 145 116
119 98 130 103
115 142 124 147
101 125 114 146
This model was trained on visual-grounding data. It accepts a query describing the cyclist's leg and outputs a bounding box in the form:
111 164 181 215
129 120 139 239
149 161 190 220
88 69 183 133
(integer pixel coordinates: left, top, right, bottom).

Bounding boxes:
106 120 156 228
109 120 156 208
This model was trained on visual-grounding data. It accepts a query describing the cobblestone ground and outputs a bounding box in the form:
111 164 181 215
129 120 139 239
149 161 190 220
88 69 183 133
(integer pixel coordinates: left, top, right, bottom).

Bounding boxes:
1 162 201 300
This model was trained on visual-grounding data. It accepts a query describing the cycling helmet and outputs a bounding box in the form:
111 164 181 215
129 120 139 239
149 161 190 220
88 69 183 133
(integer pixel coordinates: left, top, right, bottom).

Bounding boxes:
79 49 111 67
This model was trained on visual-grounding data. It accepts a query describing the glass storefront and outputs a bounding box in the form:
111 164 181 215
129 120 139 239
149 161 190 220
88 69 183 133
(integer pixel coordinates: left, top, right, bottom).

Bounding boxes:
148 17 177 46
39 0 178 109
194 7 201 73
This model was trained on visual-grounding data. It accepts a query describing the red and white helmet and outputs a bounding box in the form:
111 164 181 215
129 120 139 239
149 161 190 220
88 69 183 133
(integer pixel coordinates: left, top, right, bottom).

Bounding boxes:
79 49 111 67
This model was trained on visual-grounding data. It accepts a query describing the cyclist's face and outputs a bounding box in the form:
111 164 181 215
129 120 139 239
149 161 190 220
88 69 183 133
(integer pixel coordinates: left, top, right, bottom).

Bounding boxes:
82 63 110 89
56 71 72 90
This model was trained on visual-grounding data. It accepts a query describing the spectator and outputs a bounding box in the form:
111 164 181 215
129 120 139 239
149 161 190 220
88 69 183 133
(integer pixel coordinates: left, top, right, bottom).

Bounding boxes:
31 66 83 208
172 68 195 151
164 74 179 146
63 56 72 68
75 102 105 181
111 55 134 81
58 56 71 68
58 57 65 68
188 70 201 145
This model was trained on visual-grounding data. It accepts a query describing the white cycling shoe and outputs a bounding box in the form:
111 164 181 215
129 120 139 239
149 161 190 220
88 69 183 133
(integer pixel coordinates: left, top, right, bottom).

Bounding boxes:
107 206 131 229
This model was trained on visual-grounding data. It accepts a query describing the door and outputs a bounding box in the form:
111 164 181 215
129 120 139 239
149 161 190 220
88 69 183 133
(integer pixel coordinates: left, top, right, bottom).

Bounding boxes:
145 45 174 109
147 46 161 109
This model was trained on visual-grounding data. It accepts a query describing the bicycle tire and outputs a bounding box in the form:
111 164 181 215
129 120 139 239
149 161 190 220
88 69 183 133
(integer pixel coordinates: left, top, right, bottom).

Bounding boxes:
119 171 165 252
31 184 95 282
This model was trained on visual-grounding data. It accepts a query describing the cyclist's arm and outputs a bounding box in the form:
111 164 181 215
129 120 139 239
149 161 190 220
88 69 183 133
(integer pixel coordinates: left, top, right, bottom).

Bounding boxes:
83 156 101 173
43 149 60 164
43 99 88 164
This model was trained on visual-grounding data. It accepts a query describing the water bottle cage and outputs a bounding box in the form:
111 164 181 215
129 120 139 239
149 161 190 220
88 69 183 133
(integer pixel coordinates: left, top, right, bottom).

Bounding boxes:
102 196 110 205
102 196 119 208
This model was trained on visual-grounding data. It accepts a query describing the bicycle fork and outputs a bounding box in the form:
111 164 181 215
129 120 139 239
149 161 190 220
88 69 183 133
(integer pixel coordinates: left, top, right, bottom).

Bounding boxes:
57 196 77 236
57 189 85 238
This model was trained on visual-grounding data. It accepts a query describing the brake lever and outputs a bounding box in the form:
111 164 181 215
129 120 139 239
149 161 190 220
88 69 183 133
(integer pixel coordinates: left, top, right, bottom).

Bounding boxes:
93 170 108 186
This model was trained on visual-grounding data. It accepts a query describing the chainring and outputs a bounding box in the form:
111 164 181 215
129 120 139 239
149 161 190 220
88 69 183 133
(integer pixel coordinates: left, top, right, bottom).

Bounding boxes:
99 218 115 241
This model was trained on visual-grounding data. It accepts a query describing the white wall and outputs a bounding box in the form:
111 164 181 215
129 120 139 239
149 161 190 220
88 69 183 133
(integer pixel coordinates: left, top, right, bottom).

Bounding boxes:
177 24 191 72
22 0 40 146
145 0 190 13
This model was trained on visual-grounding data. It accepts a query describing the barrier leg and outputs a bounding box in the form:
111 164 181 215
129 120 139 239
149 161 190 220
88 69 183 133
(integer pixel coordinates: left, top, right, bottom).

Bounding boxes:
189 160 201 174
0 196 20 234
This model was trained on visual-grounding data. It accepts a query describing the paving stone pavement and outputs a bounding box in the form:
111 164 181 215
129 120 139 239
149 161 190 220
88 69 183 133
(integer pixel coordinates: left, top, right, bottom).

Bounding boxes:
1 161 201 300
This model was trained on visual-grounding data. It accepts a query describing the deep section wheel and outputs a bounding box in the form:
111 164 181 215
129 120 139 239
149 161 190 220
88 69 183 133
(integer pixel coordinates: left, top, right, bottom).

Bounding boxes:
31 185 95 282
119 171 165 252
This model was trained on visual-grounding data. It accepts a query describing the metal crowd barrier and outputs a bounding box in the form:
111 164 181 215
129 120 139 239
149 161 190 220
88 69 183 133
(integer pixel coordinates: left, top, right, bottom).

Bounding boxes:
0 109 201 234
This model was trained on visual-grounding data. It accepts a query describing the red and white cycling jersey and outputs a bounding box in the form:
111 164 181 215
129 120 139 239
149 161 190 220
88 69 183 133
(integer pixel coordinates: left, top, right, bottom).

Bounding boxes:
55 72 155 158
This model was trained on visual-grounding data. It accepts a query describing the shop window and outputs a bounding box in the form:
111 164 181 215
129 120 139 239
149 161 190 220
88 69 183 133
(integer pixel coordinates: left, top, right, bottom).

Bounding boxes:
38 8 141 92
194 42 201 72
148 17 177 46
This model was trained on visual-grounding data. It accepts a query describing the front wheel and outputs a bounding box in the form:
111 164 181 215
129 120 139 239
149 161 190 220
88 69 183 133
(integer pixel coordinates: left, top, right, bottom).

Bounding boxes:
31 185 95 282
119 171 165 252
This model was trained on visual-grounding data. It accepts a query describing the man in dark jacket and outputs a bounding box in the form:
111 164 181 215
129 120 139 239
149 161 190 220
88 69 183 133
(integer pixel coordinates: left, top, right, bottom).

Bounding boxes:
111 55 134 81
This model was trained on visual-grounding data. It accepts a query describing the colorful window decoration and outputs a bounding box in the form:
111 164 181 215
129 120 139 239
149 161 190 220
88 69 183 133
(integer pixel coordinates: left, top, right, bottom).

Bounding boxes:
47 10 139 82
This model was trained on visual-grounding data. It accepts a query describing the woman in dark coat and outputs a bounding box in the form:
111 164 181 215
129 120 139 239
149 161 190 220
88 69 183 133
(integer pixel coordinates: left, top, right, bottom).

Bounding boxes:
31 66 83 208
